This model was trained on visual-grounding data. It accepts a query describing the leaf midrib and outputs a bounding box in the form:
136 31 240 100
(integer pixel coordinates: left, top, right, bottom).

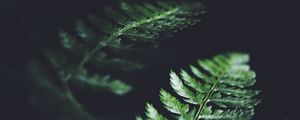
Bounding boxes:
193 76 222 120
193 62 234 120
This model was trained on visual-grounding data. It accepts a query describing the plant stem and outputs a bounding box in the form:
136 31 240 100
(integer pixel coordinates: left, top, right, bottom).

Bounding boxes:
62 81 84 109
193 79 221 120
193 68 230 120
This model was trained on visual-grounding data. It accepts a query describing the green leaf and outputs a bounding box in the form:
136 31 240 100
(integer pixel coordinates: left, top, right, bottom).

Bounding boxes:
142 52 261 120
218 86 260 98
75 20 98 44
74 73 132 95
54 0 206 96
211 96 261 109
145 103 168 120
160 89 189 115
201 109 254 120
136 116 143 120
180 70 204 93
28 0 207 119
170 71 201 104
59 30 85 54
190 65 212 83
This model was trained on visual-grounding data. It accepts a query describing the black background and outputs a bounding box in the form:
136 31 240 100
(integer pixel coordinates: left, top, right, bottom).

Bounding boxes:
1 0 299 120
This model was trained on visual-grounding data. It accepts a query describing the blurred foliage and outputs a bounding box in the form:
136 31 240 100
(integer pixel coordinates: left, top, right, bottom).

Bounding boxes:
25 0 206 120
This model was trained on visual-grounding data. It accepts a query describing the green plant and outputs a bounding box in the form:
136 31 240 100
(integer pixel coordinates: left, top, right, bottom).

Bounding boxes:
51 0 205 96
28 0 206 119
140 53 261 120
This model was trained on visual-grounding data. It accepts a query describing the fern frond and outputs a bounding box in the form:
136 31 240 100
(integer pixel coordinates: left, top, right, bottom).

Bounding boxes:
142 53 261 120
160 89 190 115
145 103 168 120
200 108 254 120
136 116 143 120
73 69 132 95
30 0 205 119
48 0 206 96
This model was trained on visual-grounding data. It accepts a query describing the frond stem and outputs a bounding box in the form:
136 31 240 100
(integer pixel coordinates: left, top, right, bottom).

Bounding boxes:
193 68 230 120
62 81 83 109
193 78 221 120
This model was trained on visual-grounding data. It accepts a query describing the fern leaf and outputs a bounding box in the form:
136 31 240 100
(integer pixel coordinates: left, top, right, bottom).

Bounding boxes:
170 71 201 104
201 108 254 120
211 96 260 109
160 89 189 115
180 69 205 93
29 0 206 119
190 65 212 84
142 52 261 120
74 71 132 95
136 116 143 120
218 86 260 98
145 103 168 120
51 0 206 96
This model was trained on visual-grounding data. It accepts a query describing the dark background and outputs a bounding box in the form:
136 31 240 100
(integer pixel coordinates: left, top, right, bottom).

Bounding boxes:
1 0 299 119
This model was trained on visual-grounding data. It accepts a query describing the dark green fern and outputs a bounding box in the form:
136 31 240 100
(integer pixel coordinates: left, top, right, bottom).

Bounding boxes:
47 0 206 96
28 0 206 119
140 53 261 120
